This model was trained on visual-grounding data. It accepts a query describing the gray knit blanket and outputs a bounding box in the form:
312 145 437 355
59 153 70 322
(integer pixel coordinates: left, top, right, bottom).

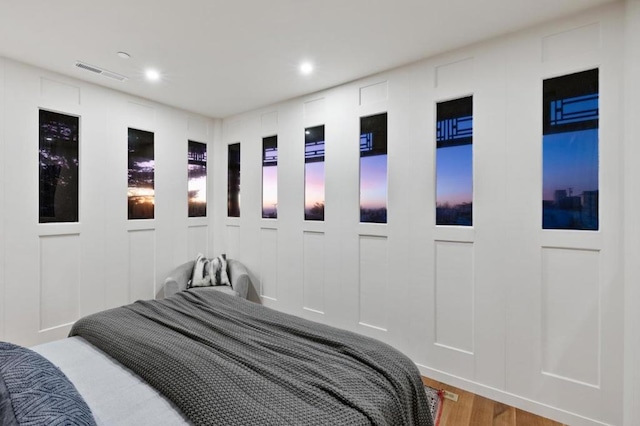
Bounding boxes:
70 289 432 426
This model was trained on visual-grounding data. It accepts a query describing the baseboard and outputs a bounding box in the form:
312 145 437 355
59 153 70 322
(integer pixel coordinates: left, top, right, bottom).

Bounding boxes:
416 364 614 426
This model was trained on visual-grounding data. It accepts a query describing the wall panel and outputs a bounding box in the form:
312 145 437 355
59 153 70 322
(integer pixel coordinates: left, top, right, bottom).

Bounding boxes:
502 6 623 425
359 235 388 331
226 225 240 259
542 247 600 387
623 2 640 425
40 77 80 108
39 234 81 331
188 115 208 138
303 231 325 314
128 229 156 303
0 57 5 341
542 22 601 62
259 228 278 300
359 81 388 106
303 98 325 127
435 57 474 91
3 60 49 346
434 241 474 354
188 225 208 259
127 101 155 131
261 111 278 136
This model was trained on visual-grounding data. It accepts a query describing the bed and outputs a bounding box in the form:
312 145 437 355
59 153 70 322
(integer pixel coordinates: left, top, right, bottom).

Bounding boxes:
2 288 433 426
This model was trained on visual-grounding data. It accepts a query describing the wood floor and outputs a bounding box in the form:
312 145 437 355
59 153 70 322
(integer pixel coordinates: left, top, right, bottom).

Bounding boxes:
421 377 567 426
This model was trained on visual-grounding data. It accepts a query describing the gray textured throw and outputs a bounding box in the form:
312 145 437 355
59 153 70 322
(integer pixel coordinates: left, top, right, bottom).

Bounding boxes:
70 289 432 426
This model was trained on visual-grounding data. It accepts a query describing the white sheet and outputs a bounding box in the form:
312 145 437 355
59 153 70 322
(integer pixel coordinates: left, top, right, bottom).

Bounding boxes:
32 336 191 426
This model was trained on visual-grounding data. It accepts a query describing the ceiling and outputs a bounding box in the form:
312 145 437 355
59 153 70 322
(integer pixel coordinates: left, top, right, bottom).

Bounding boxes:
0 0 618 118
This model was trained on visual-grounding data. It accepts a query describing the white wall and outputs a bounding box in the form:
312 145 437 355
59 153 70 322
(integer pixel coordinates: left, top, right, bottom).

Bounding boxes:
624 1 640 426
0 57 220 347
215 3 630 425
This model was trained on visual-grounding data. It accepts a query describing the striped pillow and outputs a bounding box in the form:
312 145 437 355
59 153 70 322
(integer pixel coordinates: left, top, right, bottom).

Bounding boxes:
189 253 211 288
208 254 231 287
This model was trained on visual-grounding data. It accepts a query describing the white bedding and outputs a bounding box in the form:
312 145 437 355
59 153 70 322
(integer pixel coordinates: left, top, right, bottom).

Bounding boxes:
32 336 190 426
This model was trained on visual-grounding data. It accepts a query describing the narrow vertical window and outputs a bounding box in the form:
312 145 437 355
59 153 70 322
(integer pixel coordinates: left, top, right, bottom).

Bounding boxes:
39 110 79 223
228 143 241 217
262 135 278 219
436 96 473 226
543 69 599 230
128 128 155 220
188 140 207 217
304 125 325 221
360 113 387 223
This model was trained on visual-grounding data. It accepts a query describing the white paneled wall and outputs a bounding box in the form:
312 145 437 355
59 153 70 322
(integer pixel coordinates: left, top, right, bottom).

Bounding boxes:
39 234 81 332
187 224 209 259
211 4 629 425
434 241 474 355
358 235 389 331
0 56 5 342
541 248 600 387
303 231 325 314
624 2 640 425
259 228 278 300
127 230 156 302
0 57 218 347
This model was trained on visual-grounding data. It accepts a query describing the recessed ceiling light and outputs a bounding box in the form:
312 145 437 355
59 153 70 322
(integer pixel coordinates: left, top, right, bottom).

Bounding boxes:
300 62 314 75
145 69 161 82
117 51 131 59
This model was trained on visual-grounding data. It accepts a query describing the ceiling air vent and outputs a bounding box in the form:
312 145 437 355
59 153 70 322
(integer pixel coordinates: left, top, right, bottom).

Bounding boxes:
75 61 127 82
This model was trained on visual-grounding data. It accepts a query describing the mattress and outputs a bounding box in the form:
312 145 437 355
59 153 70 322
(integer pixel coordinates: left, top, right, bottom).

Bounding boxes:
32 336 190 426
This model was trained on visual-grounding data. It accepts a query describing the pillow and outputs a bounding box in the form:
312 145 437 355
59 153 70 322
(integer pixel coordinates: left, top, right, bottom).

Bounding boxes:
218 254 231 287
0 342 96 426
207 256 221 285
189 253 211 288
208 254 231 287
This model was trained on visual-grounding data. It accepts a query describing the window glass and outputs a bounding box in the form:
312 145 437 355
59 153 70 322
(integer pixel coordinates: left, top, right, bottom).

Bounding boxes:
304 125 325 221
436 96 473 226
543 69 599 230
228 143 241 217
262 135 278 219
360 113 387 223
39 110 79 223
188 140 207 217
128 128 154 220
